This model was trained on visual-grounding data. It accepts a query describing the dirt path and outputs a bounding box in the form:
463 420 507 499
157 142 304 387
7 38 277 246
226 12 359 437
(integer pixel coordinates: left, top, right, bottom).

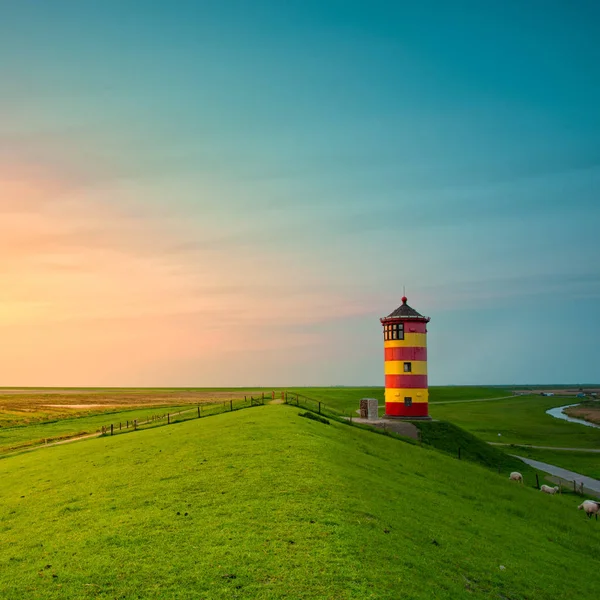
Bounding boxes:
346 417 420 440
1 432 103 459
512 455 600 498
489 442 600 453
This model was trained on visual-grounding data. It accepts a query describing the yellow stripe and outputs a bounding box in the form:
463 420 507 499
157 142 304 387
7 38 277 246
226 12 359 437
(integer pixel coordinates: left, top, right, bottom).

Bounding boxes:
384 360 428 375
384 333 427 348
385 388 429 403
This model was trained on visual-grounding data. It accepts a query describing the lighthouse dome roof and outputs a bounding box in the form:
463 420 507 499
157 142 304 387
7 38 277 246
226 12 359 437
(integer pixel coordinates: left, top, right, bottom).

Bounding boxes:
384 296 429 320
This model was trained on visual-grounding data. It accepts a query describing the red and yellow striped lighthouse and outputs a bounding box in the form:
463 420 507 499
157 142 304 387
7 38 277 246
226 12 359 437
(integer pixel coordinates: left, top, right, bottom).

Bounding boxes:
380 296 431 419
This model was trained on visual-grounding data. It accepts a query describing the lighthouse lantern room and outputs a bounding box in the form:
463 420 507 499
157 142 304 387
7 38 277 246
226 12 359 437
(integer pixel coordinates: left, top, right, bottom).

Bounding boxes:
380 296 431 420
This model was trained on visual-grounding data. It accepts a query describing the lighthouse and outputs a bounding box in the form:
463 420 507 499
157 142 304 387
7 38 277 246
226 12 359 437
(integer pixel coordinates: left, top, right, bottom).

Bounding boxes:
380 296 431 419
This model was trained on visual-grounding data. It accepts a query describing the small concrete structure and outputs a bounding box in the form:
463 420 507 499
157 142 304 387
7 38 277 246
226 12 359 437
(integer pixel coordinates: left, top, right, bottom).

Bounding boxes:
359 398 379 421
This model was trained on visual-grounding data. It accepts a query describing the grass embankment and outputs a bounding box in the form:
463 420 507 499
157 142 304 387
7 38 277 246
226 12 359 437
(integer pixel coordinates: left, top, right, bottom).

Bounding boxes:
414 421 540 480
1 405 598 599
429 395 600 449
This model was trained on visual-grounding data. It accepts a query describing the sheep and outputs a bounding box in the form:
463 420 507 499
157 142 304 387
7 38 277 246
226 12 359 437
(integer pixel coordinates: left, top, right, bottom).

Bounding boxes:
540 485 559 495
578 500 600 520
509 472 523 483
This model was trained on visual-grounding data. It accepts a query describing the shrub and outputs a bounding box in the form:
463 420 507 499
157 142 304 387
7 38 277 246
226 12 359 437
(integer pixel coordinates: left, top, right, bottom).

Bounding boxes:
298 412 330 425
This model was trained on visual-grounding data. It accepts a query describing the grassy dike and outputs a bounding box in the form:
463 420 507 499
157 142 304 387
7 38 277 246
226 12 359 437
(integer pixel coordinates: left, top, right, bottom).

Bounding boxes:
1 404 598 599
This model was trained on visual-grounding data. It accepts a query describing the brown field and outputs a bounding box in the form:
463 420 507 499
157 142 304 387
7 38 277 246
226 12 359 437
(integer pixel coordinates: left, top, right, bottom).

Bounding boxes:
513 388 600 396
564 402 600 425
0 388 269 428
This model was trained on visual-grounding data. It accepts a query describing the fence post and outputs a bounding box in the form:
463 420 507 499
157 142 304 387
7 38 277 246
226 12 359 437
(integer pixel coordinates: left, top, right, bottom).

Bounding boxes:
119 422 122 430
230 400 233 412
272 391 275 400
198 406 200 418
318 402 321 414
110 424 113 436
168 414 170 425
126 420 129 429
535 473 540 489
134 420 137 430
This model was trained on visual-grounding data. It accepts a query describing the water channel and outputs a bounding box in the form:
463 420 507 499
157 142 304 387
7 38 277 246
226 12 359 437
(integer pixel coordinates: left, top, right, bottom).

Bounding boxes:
545 403 600 430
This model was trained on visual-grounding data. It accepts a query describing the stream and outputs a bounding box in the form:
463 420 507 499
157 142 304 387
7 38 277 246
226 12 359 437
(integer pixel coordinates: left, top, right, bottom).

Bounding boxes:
545 403 600 429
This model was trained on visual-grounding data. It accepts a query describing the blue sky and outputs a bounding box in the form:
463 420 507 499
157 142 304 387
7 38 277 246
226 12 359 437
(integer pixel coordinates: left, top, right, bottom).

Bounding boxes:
0 1 598 385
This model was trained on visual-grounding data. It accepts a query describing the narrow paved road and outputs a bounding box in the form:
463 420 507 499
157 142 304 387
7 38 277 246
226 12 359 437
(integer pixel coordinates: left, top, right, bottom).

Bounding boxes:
431 395 518 405
512 455 600 497
489 442 600 453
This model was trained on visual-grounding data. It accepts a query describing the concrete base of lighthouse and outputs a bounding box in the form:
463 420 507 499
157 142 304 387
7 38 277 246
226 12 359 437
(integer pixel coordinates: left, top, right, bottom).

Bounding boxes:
384 414 432 421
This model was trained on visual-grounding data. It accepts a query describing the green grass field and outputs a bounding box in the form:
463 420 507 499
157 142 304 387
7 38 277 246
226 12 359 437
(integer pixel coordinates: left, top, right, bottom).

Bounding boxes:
1 404 598 599
429 394 600 449
286 386 510 415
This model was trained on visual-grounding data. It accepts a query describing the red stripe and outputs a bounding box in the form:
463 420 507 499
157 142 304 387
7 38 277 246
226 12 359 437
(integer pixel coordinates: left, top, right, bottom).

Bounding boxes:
384 347 427 361
381 320 428 333
385 375 428 388
385 402 429 417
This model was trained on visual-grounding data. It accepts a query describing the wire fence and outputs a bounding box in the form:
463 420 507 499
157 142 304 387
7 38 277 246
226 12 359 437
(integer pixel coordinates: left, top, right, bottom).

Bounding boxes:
283 391 349 420
98 395 266 438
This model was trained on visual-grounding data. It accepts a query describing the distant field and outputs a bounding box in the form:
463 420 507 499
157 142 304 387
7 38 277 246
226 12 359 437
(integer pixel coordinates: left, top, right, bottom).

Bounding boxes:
0 388 268 428
0 388 269 455
1 404 598 599
429 395 600 449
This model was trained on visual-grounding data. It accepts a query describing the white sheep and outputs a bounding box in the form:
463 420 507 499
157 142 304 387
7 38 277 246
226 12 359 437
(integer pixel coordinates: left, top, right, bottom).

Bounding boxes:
509 472 523 483
578 500 600 520
540 485 559 495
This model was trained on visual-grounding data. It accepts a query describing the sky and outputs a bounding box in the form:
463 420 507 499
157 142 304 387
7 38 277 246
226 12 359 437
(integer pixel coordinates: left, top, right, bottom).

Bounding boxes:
0 0 599 386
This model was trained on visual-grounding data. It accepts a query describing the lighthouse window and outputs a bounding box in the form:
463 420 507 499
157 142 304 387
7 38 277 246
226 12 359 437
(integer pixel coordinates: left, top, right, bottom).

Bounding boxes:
404 362 412 372
404 397 413 406
384 323 404 340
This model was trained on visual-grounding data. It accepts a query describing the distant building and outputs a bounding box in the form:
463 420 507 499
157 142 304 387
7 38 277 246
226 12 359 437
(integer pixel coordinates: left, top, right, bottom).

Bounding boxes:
380 296 431 420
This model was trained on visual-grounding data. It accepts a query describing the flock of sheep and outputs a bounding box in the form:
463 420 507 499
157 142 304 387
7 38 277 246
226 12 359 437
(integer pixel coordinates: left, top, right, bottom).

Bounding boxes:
509 471 600 520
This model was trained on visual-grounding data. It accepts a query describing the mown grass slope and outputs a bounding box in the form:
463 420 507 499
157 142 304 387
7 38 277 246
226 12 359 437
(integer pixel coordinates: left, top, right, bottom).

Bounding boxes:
414 421 541 479
1 405 598 599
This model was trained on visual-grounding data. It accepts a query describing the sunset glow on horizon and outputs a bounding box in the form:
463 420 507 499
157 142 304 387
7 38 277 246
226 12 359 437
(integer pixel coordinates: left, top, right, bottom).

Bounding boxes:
1 1 599 386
